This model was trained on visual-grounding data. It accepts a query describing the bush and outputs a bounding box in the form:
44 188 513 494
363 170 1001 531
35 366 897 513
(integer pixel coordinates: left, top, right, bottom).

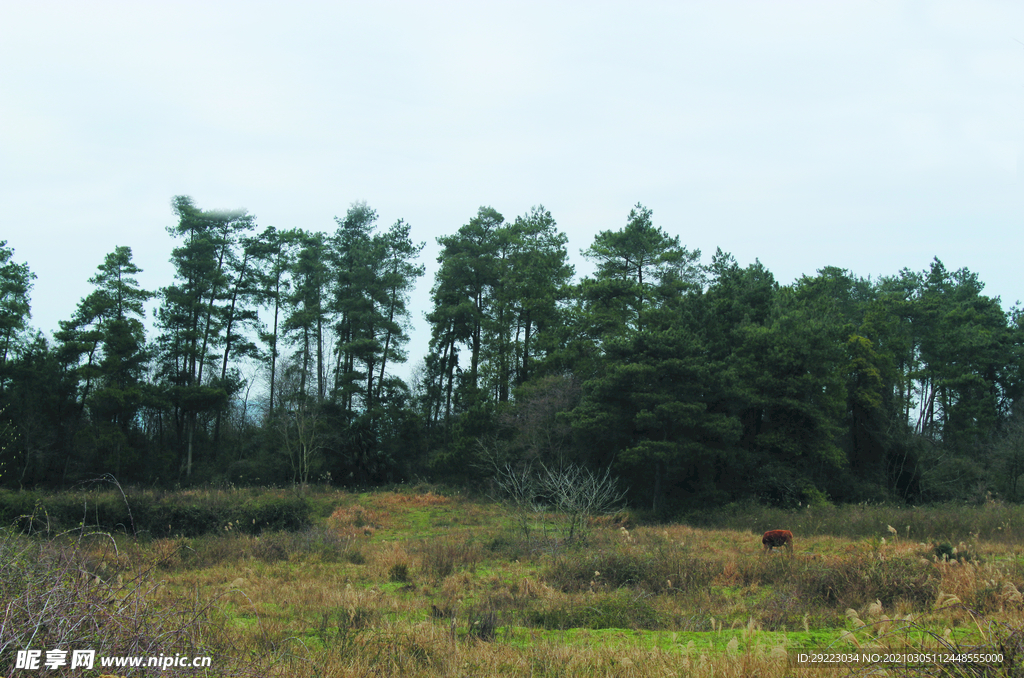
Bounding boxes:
545 542 720 594
389 562 411 582
527 591 663 630
681 500 1024 544
795 556 937 610
467 608 500 641
932 541 977 563
0 488 314 537
0 528 265 676
161 526 357 568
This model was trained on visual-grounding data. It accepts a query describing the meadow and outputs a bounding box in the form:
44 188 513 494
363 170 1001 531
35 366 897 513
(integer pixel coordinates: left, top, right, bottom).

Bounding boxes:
2 486 1024 677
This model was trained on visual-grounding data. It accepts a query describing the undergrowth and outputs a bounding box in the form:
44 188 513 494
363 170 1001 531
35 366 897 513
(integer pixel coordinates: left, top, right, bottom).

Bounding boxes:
4 487 1024 676
0 527 268 677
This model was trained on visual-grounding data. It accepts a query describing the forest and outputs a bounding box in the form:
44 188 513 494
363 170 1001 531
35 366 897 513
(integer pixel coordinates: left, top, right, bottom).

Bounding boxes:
1 196 1022 514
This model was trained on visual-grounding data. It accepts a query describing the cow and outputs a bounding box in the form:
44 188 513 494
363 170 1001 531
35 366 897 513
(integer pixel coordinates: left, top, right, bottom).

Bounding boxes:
762 529 793 553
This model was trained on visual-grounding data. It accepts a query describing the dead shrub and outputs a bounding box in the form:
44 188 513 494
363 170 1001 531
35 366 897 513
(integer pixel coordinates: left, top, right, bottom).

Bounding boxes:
0 529 266 677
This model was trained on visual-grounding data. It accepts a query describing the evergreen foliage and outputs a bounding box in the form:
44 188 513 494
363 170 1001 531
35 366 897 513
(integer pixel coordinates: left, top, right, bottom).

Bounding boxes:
1 198 1021 513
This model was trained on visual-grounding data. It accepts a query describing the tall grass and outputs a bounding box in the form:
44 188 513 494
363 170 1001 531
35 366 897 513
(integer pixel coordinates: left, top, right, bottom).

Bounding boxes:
0 527 268 677
5 487 1024 676
0 484 317 537
684 500 1024 543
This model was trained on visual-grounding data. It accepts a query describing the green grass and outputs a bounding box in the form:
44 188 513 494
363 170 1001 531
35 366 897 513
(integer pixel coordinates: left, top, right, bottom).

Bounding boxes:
5 488 1024 677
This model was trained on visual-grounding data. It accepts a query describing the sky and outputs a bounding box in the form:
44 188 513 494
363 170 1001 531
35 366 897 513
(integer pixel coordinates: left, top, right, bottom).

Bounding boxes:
1 0 1022 381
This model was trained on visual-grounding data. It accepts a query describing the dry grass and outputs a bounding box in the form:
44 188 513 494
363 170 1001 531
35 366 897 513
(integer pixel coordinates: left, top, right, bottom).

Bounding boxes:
6 489 1024 676
328 504 391 538
0 529 270 677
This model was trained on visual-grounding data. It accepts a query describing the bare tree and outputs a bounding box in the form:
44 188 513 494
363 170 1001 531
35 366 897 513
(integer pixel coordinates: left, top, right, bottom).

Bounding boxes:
537 463 626 542
492 463 541 538
492 461 625 543
275 360 325 491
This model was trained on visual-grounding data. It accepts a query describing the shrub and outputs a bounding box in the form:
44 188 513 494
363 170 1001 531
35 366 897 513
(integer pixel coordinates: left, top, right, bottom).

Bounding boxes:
467 608 500 641
795 556 937 610
545 543 720 594
932 541 977 563
251 532 291 563
0 528 265 676
492 463 626 542
527 591 662 630
863 558 938 608
681 500 1024 544
0 488 314 538
389 562 411 582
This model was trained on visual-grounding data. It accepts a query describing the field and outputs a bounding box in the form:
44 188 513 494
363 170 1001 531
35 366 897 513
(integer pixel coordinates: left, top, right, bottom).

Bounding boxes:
3 487 1024 677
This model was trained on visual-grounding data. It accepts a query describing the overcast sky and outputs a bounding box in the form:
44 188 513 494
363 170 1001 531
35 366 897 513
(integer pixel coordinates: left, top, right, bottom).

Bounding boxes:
1 1 1021 380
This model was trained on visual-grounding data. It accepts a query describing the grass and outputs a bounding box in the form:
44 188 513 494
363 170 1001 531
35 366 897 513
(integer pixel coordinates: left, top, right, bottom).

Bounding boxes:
3 488 1024 676
685 499 1024 544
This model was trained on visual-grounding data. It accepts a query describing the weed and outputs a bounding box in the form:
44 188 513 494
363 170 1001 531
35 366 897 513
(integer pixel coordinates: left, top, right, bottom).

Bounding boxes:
793 554 938 612
329 504 387 538
430 603 455 620
416 536 483 580
528 591 663 630
340 606 381 630
389 562 411 582
933 541 978 563
468 608 500 641
545 541 719 594
0 527 266 676
8 487 1024 677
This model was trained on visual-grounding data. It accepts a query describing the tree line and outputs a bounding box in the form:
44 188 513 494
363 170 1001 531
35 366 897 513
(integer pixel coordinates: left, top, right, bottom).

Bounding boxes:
1 197 1022 512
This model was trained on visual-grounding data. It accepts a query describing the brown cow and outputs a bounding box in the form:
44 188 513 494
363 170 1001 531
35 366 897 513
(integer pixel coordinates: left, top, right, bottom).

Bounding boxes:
762 529 793 553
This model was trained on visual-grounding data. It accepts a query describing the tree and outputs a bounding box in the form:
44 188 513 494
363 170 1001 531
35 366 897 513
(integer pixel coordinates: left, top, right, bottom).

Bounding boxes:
249 226 300 416
429 207 504 411
371 218 425 408
82 247 152 475
155 196 254 478
330 204 425 417
570 297 740 512
499 374 581 467
285 230 330 405
331 203 378 412
425 206 572 431
0 241 35 396
2 333 68 486
493 206 573 398
43 247 153 481
995 410 1024 500
276 360 326 489
580 203 701 339
743 284 848 502
913 259 1009 445
569 209 718 511
210 232 265 446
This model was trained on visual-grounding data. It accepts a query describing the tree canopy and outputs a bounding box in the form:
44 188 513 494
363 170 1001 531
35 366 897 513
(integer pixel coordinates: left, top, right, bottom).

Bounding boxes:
1 199 1021 513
